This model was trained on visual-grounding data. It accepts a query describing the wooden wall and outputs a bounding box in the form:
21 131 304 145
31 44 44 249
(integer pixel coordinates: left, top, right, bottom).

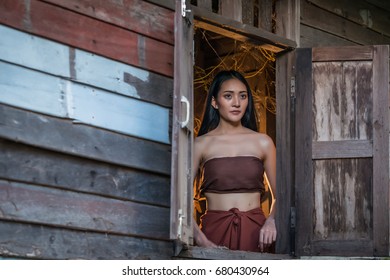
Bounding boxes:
0 0 174 259
300 0 390 47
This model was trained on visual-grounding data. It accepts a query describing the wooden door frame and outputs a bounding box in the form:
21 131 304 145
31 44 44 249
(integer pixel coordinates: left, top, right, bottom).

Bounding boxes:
287 46 390 257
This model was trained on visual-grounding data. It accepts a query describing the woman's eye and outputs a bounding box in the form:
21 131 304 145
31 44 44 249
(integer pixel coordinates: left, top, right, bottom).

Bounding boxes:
240 94 247 99
224 94 232 99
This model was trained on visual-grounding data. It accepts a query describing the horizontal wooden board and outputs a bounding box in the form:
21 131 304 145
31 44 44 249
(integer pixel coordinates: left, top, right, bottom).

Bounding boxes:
41 0 174 45
0 105 171 175
0 139 170 207
301 1 390 46
0 61 170 144
308 0 390 38
0 62 67 117
300 24 356 48
178 246 292 260
312 140 373 159
312 46 373 62
0 0 173 77
192 5 296 53
0 221 173 259
313 159 373 240
0 25 173 107
0 180 170 239
70 82 170 144
310 240 373 256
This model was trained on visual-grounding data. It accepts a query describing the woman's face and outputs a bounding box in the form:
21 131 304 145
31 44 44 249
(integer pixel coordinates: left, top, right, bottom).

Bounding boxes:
212 78 249 124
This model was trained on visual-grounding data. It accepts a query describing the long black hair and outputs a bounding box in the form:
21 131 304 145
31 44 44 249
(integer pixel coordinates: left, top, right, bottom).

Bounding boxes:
197 70 258 136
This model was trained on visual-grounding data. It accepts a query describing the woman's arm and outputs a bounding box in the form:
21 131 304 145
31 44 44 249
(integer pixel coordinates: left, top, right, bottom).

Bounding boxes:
192 137 217 248
259 134 277 252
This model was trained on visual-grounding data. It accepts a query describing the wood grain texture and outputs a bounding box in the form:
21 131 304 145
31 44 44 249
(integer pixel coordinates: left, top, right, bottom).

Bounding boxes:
294 48 313 256
300 24 356 48
0 0 173 77
41 0 174 45
313 159 373 240
301 1 390 46
0 25 173 107
312 140 373 159
275 51 294 254
0 139 170 207
0 104 171 175
0 221 173 259
307 0 390 37
0 61 170 144
312 61 373 141
372 45 389 256
0 180 170 239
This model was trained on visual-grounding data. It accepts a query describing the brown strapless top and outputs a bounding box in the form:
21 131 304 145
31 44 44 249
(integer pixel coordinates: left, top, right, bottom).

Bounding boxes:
199 156 265 194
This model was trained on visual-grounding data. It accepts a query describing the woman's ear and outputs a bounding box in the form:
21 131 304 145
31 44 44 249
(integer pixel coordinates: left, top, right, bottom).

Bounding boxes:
211 97 218 109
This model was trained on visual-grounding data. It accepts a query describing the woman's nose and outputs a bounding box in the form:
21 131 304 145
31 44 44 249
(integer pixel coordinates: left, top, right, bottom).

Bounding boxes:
232 96 240 107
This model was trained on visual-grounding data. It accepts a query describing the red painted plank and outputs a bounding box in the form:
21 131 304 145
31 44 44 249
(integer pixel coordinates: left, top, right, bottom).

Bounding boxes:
41 0 174 45
0 0 173 77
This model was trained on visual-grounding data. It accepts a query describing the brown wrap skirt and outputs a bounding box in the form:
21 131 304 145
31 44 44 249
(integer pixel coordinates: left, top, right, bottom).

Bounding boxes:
200 207 266 252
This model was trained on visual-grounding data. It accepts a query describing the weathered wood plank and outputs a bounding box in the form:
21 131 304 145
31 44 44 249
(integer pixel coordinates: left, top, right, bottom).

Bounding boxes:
0 25 173 107
313 159 373 240
255 0 273 31
294 48 313 257
275 51 294 254
0 25 70 77
372 45 389 256
310 240 373 257
274 0 300 45
73 49 173 108
0 180 170 239
0 105 171 175
0 62 67 117
41 0 174 45
301 1 390 46
178 246 292 260
192 5 296 53
0 60 170 144
219 0 242 22
0 221 173 259
300 24 356 48
312 47 373 62
0 139 170 207
308 0 390 38
312 61 373 141
312 140 373 159
70 82 170 144
0 0 173 77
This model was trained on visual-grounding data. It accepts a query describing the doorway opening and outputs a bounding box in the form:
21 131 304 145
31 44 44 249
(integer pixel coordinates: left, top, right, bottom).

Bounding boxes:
192 26 278 237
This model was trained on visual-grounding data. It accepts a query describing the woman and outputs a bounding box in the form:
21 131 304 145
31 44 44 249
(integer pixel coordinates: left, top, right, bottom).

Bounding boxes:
193 70 277 252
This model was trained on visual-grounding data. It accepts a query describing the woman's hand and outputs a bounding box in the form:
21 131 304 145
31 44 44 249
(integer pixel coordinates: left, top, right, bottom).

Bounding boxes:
259 217 277 252
194 226 218 248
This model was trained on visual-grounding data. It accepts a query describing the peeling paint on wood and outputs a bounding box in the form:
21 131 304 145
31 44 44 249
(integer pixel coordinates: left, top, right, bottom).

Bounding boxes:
313 159 372 240
312 61 373 141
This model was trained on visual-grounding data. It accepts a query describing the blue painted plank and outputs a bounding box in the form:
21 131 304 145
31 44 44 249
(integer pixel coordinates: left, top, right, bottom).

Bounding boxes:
0 25 70 77
0 62 67 117
70 83 170 144
0 25 170 103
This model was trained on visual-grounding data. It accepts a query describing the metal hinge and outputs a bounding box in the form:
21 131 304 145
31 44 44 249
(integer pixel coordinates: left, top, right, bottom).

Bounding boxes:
290 206 296 228
290 76 296 97
177 209 185 239
181 0 191 17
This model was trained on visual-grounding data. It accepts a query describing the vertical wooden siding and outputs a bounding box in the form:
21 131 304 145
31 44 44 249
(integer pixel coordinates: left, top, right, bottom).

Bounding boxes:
0 0 175 259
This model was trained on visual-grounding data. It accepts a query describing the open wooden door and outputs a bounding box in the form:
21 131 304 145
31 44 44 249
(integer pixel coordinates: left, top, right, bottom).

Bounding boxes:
294 46 389 257
170 0 194 255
